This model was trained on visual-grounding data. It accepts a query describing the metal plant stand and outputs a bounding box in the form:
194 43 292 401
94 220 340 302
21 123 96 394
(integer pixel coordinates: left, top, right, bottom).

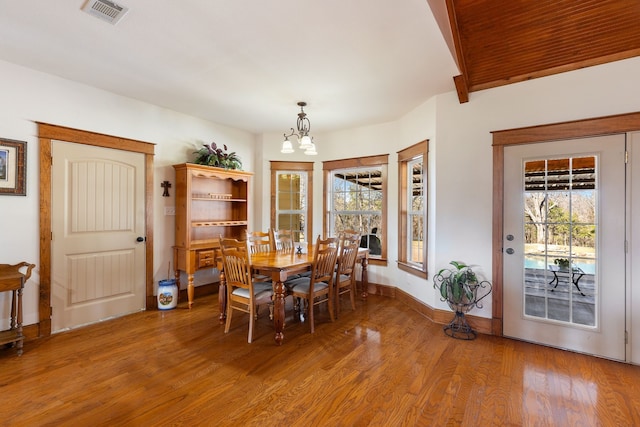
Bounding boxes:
434 273 492 340
443 303 478 340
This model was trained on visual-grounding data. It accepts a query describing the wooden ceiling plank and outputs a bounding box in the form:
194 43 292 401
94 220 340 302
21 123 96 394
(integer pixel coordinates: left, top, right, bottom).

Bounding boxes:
449 0 640 93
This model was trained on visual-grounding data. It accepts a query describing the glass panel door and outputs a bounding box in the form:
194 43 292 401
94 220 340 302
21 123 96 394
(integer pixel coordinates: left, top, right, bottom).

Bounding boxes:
503 134 626 361
523 156 596 326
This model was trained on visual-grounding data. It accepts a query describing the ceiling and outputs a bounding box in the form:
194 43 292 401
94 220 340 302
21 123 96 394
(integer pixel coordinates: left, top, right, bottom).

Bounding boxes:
0 0 458 134
1 1 638 135
447 0 640 102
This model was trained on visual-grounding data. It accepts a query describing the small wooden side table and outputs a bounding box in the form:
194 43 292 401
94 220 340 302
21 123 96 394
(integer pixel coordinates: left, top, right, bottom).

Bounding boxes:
0 262 35 356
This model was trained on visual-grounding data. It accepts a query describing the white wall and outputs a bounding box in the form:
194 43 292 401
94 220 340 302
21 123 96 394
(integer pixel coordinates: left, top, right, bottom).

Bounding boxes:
3 54 640 330
258 56 640 320
430 56 640 318
0 60 256 329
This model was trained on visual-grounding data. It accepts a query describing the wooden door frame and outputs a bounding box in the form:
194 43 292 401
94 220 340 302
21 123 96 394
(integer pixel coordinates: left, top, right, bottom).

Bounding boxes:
491 111 640 336
38 123 155 337
491 112 640 336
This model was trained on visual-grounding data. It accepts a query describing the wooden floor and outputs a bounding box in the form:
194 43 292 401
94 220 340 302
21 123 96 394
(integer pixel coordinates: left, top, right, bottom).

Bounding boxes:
2 293 640 426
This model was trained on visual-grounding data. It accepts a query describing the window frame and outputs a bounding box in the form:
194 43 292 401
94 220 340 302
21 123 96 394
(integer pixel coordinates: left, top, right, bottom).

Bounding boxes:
397 140 428 278
270 161 313 245
323 154 388 266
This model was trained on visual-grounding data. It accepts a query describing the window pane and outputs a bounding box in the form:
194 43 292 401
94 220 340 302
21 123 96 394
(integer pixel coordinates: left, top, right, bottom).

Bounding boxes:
329 165 385 257
398 144 427 275
274 169 309 244
523 156 597 327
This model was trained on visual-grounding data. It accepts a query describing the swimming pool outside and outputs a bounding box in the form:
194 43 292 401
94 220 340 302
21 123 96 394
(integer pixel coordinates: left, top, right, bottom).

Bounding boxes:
524 256 596 275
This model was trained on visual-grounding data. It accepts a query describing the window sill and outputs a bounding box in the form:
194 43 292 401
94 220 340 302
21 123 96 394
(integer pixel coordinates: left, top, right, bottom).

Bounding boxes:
366 257 387 267
397 261 428 279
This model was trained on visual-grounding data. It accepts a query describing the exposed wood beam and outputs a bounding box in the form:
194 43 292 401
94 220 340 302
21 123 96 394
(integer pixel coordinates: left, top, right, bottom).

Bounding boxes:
446 0 469 104
453 74 469 103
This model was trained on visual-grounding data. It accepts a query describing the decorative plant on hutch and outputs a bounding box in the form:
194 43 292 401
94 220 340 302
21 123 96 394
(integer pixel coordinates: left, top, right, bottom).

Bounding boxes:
193 142 242 170
433 261 492 340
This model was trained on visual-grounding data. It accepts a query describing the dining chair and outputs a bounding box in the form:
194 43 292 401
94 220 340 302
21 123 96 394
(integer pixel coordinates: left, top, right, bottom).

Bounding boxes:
246 230 272 254
335 233 360 316
285 236 339 333
271 228 306 280
219 237 274 343
341 229 361 241
245 230 273 282
270 229 295 254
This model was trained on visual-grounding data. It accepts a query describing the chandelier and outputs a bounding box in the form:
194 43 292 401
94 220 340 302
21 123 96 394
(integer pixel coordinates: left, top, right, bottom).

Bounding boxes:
281 101 317 155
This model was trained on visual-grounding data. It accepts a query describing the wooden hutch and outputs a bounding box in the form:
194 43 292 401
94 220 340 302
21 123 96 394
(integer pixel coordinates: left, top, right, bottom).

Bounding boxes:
172 163 252 307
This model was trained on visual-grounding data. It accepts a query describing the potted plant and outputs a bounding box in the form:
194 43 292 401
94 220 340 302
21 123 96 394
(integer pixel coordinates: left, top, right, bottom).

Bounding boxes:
193 142 242 170
433 261 492 340
554 257 571 270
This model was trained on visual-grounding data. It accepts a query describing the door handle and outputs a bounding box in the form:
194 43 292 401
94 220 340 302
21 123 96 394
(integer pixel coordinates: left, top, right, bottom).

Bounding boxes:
136 236 145 242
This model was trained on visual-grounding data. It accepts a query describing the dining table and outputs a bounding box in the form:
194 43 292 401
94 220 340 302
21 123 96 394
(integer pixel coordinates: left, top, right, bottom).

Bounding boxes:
217 246 369 345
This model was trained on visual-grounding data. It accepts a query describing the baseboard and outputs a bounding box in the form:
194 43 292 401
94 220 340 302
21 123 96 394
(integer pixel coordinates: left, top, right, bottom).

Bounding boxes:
393 287 494 336
23 323 40 341
147 282 219 310
179 282 219 302
23 281 494 346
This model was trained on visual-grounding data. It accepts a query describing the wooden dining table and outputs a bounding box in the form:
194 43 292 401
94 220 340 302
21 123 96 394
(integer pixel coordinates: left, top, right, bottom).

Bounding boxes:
217 247 369 345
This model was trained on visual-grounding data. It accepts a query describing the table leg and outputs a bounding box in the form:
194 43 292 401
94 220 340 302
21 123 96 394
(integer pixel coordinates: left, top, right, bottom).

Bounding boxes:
549 272 560 289
218 266 227 323
187 274 195 309
273 278 286 345
572 273 586 296
173 267 181 304
360 256 369 299
16 287 23 356
10 289 17 330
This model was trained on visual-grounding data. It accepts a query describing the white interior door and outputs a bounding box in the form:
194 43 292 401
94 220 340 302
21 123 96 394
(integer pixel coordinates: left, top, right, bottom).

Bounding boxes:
503 134 626 361
51 141 146 332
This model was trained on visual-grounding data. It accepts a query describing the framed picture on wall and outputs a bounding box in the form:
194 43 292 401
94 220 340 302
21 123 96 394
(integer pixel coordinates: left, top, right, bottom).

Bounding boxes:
0 138 26 196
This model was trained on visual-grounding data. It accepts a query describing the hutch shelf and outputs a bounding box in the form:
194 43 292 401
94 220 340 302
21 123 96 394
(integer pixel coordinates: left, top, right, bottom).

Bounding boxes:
172 163 252 308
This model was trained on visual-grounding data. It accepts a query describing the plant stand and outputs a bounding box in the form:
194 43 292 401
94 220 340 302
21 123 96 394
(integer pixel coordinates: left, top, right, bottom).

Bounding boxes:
433 261 492 341
443 310 476 340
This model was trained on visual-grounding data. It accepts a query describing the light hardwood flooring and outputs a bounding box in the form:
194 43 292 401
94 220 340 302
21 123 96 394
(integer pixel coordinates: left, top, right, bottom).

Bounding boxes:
1 293 639 426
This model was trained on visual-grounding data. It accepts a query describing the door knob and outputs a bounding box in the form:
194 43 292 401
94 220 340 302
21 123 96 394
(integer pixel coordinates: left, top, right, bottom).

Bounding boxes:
136 236 145 242
506 248 514 255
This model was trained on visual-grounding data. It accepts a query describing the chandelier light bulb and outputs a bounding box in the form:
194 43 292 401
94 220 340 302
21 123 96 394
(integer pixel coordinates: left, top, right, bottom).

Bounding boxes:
281 138 294 154
304 142 318 155
282 101 318 155
299 134 312 149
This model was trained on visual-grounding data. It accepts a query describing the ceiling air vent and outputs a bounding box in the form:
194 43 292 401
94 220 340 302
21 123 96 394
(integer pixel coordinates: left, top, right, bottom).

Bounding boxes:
81 0 129 25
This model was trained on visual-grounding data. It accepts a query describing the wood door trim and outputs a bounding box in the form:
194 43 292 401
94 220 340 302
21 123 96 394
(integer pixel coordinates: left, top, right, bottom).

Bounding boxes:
38 122 155 337
491 111 640 336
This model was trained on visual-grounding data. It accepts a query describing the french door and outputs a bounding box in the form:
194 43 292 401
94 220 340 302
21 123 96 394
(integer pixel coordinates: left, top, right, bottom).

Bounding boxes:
503 134 626 360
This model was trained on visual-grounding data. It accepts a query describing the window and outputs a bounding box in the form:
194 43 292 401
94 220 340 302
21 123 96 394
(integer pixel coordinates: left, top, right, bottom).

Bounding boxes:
398 140 428 277
323 155 388 264
270 161 313 245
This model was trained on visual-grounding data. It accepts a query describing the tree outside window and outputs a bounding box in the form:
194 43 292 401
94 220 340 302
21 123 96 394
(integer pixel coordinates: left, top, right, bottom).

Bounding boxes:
398 141 428 278
323 155 388 264
270 161 313 245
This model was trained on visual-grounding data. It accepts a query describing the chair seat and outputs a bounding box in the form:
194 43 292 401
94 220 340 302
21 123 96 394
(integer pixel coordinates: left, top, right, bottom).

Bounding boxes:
252 273 272 282
287 277 329 294
337 273 350 282
231 283 273 300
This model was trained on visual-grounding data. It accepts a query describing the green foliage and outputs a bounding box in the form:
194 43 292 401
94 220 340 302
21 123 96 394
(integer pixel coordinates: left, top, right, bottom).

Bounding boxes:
193 142 242 170
554 258 571 269
435 261 479 304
